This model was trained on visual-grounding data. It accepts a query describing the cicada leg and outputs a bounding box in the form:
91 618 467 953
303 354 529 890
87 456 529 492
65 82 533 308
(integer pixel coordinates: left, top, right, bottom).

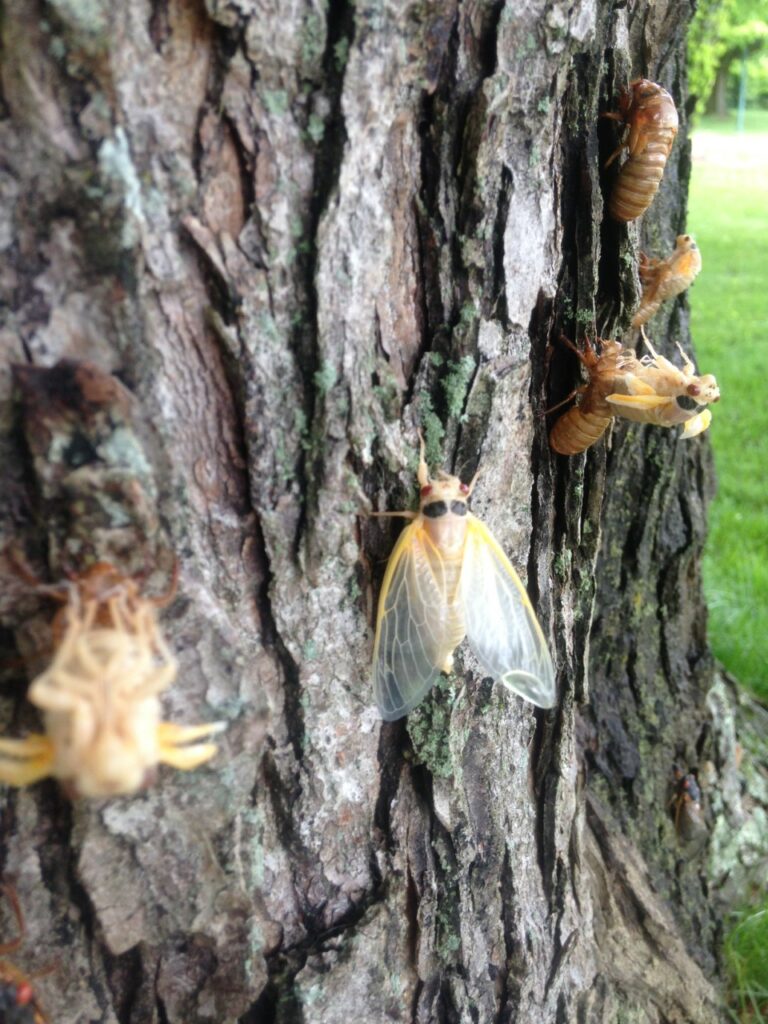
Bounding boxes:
0 882 25 955
674 342 696 376
543 384 588 416
156 721 226 771
0 735 55 787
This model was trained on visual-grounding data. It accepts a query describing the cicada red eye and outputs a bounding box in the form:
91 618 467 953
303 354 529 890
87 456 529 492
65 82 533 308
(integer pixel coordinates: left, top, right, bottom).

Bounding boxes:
16 982 33 1006
687 383 701 397
459 483 469 494
420 485 433 497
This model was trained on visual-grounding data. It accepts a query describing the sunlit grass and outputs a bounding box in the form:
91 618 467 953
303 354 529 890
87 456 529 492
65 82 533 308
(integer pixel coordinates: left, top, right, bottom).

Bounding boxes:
688 114 768 703
725 906 768 1023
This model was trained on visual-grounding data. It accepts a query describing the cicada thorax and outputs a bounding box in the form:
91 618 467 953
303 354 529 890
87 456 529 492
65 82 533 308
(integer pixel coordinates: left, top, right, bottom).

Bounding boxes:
631 235 702 327
607 79 678 223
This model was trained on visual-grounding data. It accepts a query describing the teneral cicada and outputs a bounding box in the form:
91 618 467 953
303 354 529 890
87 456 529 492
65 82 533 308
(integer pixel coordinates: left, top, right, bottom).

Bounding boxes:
372 440 556 720
670 768 706 844
0 561 225 798
0 883 48 1024
549 333 720 455
631 235 702 327
605 79 679 223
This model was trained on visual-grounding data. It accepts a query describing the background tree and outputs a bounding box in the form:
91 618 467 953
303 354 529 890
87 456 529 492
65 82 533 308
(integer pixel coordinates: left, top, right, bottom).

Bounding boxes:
688 0 768 114
0 1 763 1022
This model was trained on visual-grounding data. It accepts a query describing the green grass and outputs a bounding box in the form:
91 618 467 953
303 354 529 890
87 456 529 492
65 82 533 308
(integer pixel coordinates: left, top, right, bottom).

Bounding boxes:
725 905 768 1023
692 109 768 135
688 112 768 703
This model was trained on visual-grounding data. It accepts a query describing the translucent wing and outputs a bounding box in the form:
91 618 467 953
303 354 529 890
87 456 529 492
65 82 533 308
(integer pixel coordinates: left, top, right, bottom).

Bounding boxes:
605 392 673 425
680 409 712 439
461 515 556 708
606 392 670 411
373 520 454 721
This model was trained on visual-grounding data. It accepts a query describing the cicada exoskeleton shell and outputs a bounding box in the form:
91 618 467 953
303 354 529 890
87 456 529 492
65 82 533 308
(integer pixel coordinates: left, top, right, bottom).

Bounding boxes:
631 235 702 327
0 560 225 798
605 79 679 223
548 337 627 455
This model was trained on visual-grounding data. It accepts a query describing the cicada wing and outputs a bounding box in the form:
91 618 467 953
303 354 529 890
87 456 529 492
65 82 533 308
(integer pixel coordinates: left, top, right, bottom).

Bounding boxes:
606 391 673 425
606 392 670 410
461 516 556 709
372 521 451 721
680 409 712 439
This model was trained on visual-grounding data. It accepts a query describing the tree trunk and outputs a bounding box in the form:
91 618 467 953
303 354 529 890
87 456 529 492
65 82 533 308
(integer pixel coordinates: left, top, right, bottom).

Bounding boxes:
0 2 757 1023
706 61 730 116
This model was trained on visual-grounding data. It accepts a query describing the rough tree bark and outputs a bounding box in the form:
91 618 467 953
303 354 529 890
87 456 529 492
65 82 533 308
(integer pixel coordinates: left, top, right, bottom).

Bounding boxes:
0 1 764 1023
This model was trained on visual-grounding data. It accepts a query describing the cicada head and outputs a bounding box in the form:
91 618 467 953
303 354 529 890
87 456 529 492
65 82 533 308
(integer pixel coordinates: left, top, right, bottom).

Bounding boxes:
685 374 719 405
667 369 719 429
71 561 130 594
49 563 145 642
631 79 678 130
420 472 473 509
417 440 477 518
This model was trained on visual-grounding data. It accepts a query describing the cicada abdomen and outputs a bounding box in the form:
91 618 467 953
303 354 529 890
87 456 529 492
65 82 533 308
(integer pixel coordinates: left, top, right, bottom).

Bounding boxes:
605 79 679 223
631 235 702 327
548 337 629 455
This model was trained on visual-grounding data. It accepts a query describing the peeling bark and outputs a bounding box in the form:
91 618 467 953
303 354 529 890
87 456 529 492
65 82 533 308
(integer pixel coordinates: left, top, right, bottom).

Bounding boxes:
0 1 760 1022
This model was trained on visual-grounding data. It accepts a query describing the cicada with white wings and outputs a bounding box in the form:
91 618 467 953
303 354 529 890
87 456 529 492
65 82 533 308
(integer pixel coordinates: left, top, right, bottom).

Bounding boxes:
372 441 556 720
